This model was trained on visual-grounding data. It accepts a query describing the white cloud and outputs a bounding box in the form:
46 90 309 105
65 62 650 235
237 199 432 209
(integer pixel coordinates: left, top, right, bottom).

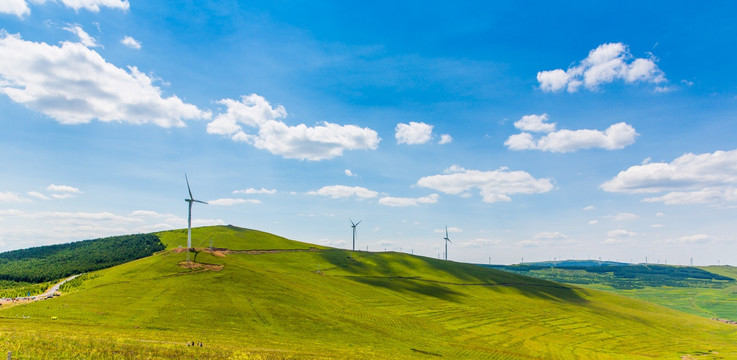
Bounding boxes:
0 0 30 18
505 115 637 153
514 114 556 133
395 121 433 145
416 165 553 203
438 134 452 145
651 224 664 228
534 232 568 240
307 185 378 199
0 0 128 18
46 184 81 199
459 238 500 248
607 229 637 238
0 192 28 202
27 191 49 200
538 42 666 93
0 32 210 127
63 24 99 48
643 188 737 205
208 94 379 161
57 0 129 12
604 229 637 244
121 35 141 49
601 149 737 205
233 187 276 195
673 234 710 244
604 213 639 221
656 212 665 217
588 220 598 225
583 205 595 211
209 198 260 206
0 209 224 250
344 169 356 177
434 227 463 234
378 193 438 207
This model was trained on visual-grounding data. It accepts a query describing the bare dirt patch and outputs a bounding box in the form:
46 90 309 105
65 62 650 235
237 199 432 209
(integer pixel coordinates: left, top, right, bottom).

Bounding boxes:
177 261 224 272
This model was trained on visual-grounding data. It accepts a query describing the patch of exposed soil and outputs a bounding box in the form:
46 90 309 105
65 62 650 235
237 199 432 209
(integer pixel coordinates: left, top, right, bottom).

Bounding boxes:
177 261 223 272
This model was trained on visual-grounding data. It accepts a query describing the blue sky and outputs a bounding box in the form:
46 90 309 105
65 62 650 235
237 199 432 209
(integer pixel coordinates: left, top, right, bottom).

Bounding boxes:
1 1 737 265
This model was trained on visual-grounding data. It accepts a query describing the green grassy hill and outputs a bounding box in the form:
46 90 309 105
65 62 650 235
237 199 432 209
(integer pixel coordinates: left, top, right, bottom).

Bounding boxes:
2 226 737 359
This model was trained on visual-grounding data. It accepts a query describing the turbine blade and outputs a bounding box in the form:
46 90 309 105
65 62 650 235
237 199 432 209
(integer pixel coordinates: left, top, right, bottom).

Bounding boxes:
445 226 449 238
356 220 361 226
194 200 208 204
350 218 355 226
185 173 193 200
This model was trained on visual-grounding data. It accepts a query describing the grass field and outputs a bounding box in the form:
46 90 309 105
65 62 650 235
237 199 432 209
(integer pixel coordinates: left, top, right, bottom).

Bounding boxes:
2 225 737 359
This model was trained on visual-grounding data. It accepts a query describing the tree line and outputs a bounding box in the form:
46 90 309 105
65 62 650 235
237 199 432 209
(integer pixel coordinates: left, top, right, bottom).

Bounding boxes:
0 233 165 283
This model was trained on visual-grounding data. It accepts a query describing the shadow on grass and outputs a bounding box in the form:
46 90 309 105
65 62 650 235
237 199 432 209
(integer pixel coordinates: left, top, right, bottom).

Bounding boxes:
318 249 587 304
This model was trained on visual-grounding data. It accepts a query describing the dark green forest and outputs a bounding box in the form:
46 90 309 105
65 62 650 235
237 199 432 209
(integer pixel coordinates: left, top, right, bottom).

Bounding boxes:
487 263 735 289
0 234 165 283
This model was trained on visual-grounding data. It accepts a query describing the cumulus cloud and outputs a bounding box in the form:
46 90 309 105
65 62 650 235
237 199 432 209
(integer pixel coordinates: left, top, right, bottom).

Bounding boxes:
583 205 595 211
27 191 49 200
435 227 463 234
0 32 210 127
459 238 500 248
121 35 141 49
605 229 637 244
345 169 356 177
604 213 639 221
673 234 710 244
601 149 737 205
56 0 129 12
232 187 276 195
46 184 81 199
505 114 637 153
0 0 30 18
438 134 452 145
63 24 99 48
208 94 380 161
537 42 666 93
0 209 223 250
378 193 439 207
518 232 571 247
0 0 128 17
395 122 433 145
209 198 260 206
0 192 28 202
308 185 378 199
417 165 553 203
514 114 556 133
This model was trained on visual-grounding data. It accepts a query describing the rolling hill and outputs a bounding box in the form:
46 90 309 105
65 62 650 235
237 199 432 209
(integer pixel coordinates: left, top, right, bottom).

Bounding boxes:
1 225 736 359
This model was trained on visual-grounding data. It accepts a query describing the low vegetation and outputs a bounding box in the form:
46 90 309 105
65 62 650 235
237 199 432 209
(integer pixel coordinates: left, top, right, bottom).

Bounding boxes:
1 226 736 359
490 261 737 322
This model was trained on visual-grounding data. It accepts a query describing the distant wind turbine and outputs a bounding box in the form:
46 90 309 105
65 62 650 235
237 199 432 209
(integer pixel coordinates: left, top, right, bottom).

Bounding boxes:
443 226 452 261
185 174 207 262
350 219 361 251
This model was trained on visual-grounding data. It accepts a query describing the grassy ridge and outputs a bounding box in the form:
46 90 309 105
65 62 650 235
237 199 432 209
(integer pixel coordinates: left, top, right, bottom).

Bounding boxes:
1 226 736 359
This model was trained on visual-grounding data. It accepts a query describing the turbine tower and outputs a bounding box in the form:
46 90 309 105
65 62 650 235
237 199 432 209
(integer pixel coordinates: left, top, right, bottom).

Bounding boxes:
443 226 452 261
185 174 207 262
350 219 361 251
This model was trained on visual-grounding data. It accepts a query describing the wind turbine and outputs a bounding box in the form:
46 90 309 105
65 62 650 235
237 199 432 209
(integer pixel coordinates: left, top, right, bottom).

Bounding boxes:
185 174 207 262
350 219 361 251
443 226 452 261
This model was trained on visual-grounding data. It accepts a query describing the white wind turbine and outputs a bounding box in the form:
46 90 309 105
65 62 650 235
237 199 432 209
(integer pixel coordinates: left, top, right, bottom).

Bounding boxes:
350 219 361 251
443 226 452 261
185 174 207 262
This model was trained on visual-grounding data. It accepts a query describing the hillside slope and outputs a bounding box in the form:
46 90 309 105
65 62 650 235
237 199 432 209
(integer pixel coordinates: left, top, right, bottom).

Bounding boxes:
1 225 736 359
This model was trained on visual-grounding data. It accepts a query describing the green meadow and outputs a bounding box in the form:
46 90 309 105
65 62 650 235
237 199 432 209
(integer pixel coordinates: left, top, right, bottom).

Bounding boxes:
2 225 737 359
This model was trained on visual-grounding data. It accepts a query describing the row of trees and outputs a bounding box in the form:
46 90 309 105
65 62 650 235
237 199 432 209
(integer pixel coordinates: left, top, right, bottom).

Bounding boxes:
0 234 165 283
